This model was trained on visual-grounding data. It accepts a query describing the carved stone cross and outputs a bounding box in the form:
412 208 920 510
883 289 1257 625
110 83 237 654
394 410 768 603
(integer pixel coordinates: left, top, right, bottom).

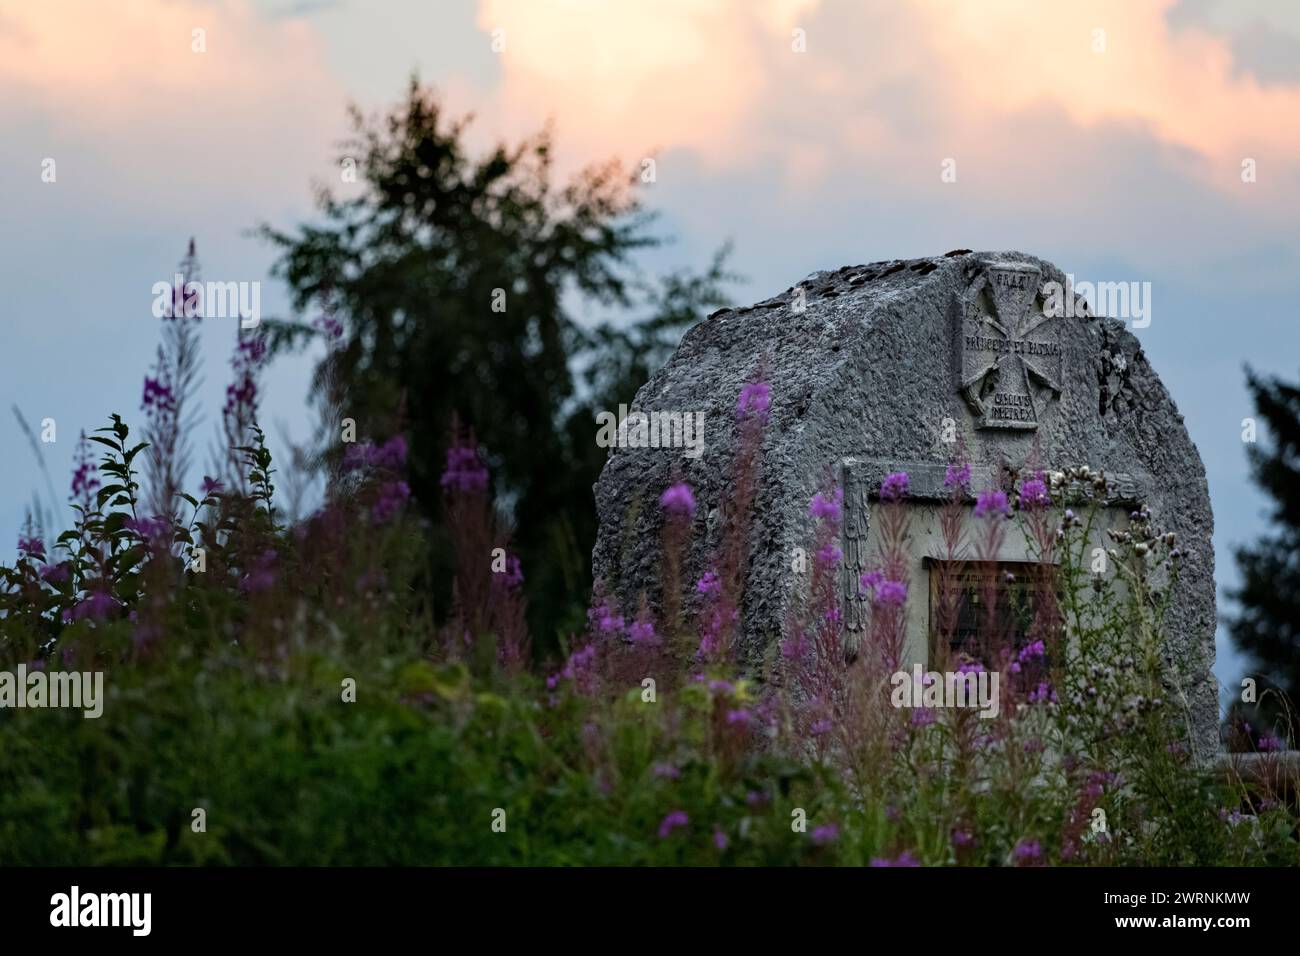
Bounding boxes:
958 262 1063 430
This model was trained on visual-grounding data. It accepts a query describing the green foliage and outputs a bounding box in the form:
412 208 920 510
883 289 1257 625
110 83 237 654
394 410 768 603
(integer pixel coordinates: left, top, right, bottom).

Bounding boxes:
0 646 824 865
1 449 1294 865
1230 367 1300 744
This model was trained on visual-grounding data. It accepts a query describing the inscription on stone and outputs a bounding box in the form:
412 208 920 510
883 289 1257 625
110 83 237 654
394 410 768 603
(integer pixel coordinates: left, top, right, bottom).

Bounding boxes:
959 263 1063 430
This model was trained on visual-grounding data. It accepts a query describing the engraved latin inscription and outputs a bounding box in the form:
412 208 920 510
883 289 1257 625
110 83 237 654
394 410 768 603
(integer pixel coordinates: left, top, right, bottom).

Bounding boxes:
958 264 1063 430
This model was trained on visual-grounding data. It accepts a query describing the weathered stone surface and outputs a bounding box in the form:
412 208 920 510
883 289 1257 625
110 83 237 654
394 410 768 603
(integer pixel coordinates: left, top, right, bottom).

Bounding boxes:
592 250 1218 758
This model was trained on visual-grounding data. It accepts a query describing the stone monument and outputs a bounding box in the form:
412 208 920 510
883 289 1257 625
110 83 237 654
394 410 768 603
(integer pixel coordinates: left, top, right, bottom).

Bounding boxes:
592 250 1218 758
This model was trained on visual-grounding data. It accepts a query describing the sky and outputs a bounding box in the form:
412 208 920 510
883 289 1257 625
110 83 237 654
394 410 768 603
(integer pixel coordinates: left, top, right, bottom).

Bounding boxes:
3 0 1299 703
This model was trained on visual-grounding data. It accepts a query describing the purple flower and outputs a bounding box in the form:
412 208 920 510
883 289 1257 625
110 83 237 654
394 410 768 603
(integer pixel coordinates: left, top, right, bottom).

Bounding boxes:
1027 680 1056 704
696 571 722 596
237 334 268 365
126 515 171 543
41 562 70 585
880 471 909 501
1012 838 1042 864
658 810 689 839
628 619 658 646
551 642 598 688
725 708 752 725
652 762 681 781
346 435 409 474
505 555 524 587
239 548 278 594
588 600 624 636
440 444 489 494
1017 639 1046 664
223 335 268 420
141 376 177 412
811 824 839 846
911 707 936 727
371 480 411 523
1019 472 1051 509
944 462 972 490
342 443 369 471
973 489 1010 519
17 535 44 559
860 571 907 607
736 381 771 421
659 482 696 518
493 554 524 590
313 314 344 339
373 435 409 471
696 605 736 658
780 631 810 661
1258 733 1286 753
951 829 974 848
224 377 257 418
713 829 729 851
200 476 223 496
810 718 832 735
816 543 843 565
69 435 100 504
870 850 919 867
61 591 119 623
808 488 843 521
874 580 908 607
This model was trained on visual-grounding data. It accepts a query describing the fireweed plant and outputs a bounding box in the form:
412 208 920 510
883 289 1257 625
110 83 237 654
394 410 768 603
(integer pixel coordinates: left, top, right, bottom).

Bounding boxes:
0 325 1296 862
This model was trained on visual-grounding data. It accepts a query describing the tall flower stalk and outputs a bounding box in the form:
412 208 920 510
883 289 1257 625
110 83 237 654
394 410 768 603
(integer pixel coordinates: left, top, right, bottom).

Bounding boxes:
219 331 269 494
698 373 769 664
143 239 203 527
441 421 528 671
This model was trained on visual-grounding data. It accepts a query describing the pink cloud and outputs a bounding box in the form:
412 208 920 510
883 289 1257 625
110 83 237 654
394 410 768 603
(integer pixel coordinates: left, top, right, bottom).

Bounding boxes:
468 0 1300 205
0 0 344 214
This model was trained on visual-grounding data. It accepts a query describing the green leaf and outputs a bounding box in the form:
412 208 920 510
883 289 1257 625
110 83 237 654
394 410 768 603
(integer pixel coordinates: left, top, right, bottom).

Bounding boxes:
124 442 150 464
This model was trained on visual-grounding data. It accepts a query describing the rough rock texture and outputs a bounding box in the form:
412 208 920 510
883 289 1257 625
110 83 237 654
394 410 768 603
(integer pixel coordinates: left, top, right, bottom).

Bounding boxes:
592 250 1218 758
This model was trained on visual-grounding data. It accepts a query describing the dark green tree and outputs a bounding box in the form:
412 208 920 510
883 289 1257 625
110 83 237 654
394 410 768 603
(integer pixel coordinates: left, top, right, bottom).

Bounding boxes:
258 79 734 652
1229 367 1300 744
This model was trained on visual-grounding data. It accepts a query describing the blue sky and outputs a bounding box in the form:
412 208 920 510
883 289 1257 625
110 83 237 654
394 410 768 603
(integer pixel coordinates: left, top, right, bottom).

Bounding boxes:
3 0 1299 703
